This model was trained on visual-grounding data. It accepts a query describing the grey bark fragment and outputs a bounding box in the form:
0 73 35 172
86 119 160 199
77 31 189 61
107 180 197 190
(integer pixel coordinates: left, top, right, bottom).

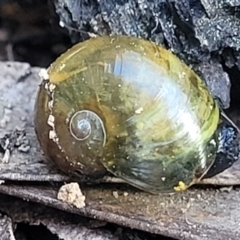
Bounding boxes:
46 222 118 240
1 183 240 240
196 60 231 108
0 62 70 182
0 194 153 240
0 213 16 240
0 62 36 135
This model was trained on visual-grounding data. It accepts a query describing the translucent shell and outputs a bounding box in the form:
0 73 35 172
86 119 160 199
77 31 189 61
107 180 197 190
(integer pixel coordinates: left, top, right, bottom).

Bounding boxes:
34 35 220 193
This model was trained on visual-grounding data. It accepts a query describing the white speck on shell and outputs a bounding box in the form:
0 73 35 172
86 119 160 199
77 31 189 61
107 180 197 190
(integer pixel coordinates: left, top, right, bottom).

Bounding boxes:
47 114 55 128
135 107 144 114
39 68 49 80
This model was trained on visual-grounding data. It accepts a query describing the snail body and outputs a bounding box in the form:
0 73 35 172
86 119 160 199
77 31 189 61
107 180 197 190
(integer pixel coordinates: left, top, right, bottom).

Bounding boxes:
34 35 239 193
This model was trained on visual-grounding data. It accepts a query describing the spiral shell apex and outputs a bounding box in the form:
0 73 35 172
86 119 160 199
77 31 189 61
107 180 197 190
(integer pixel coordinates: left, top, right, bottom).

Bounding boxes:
34 35 239 193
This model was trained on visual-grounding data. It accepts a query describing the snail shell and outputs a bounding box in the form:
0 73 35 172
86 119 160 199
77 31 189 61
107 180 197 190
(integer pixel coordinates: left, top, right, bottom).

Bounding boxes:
34 35 239 193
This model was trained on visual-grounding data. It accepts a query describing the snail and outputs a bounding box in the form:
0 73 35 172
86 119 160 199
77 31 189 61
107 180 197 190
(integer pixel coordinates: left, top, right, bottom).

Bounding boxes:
34 35 239 193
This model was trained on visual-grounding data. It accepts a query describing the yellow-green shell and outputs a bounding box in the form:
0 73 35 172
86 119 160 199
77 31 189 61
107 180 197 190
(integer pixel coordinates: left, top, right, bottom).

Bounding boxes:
34 35 220 193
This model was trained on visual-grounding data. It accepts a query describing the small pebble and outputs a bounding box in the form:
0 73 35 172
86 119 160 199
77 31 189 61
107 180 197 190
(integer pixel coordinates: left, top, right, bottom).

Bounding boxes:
57 182 86 208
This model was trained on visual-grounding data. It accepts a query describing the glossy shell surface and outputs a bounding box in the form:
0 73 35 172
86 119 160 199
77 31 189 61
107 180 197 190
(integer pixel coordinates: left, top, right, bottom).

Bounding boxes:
34 35 220 193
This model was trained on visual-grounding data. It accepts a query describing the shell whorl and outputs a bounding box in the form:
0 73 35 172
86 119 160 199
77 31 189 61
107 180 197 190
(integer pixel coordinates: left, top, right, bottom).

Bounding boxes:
69 110 106 145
